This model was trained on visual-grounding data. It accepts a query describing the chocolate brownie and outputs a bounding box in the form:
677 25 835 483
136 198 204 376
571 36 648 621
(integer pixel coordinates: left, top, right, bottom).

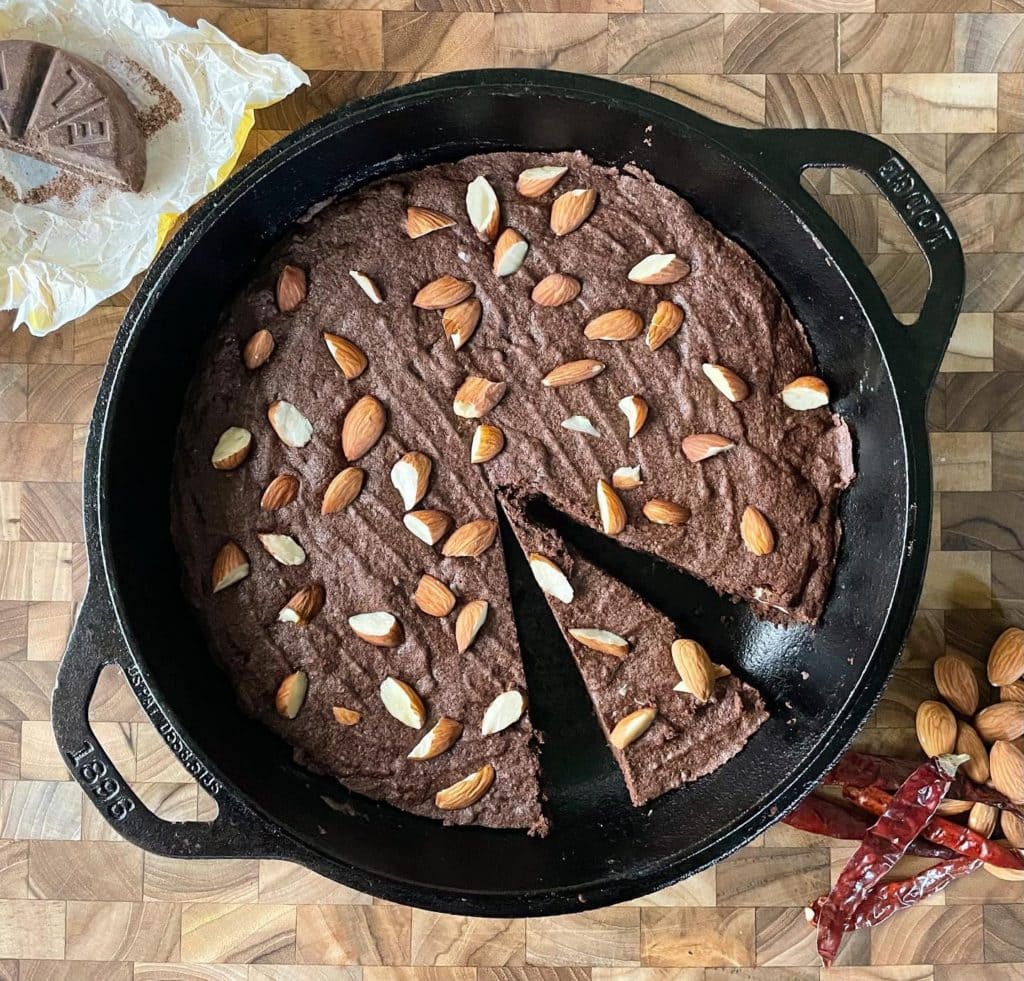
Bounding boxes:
171 150 853 831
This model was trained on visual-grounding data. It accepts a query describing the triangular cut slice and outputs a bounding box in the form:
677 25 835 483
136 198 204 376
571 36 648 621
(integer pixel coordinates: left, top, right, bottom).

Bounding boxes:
502 493 768 808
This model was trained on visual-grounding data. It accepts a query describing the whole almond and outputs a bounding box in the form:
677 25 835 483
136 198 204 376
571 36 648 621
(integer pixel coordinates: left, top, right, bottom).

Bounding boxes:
261 474 299 511
276 264 306 312
408 717 464 760
609 707 656 749
740 506 775 556
936 799 973 817
976 702 1024 743
243 329 275 370
956 720 990 783
990 740 1024 803
277 583 325 625
332 706 361 726
934 654 980 716
782 375 830 410
211 427 252 470
413 275 474 310
414 574 456 617
406 206 455 239
672 639 716 702
569 627 629 658
643 498 690 526
702 363 749 403
618 395 649 438
456 599 489 653
682 433 735 463
212 541 249 593
542 358 604 388
1002 681 1024 703
1001 808 1024 848
628 253 690 285
550 188 598 236
380 676 426 729
275 670 307 719
453 376 507 419
435 763 495 810
532 273 581 307
442 298 482 351
517 165 568 198
646 301 684 351
404 509 452 546
323 333 368 380
471 424 505 464
584 309 644 342
493 228 529 277
916 699 957 757
442 519 498 558
968 802 999 838
322 466 365 514
989 627 1024 686
596 478 627 536
341 394 386 461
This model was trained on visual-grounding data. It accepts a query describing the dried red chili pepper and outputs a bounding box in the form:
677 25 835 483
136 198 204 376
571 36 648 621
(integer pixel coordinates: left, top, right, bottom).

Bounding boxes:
844 784 1024 871
805 856 982 930
815 755 962 967
783 795 955 859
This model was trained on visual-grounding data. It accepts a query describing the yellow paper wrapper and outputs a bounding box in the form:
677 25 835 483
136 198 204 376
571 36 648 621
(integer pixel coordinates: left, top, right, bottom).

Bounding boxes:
0 0 308 335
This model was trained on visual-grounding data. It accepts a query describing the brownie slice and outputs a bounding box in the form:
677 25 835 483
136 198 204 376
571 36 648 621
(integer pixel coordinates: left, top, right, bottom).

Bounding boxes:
502 494 768 807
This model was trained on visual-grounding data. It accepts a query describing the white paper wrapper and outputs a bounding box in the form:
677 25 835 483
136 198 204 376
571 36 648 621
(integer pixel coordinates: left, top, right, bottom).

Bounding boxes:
0 0 308 335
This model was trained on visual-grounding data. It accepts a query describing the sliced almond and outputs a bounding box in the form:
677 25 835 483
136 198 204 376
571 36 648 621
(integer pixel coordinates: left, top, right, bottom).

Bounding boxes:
442 298 482 351
406 206 456 239
916 699 957 757
968 801 998 838
243 329 275 370
682 433 735 463
414 275 474 310
414 574 456 617
456 599 489 653
562 415 600 437
646 301 684 352
408 717 463 760
481 690 527 735
628 253 690 285
268 401 313 448
672 638 716 702
276 264 306 312
493 228 529 277
277 583 325 625
323 333 368 380
435 763 495 810
275 670 307 719
453 376 507 419
404 509 452 546
740 506 774 556
569 627 629 658
609 707 656 749
332 706 361 726
349 611 404 648
390 452 432 511
934 654 980 717
532 272 581 307
261 474 299 510
212 542 249 593
349 270 383 304
597 478 627 536
529 553 574 604
977 702 1024 743
550 187 597 236
612 465 642 490
584 308 644 342
618 395 649 438
258 533 306 566
516 165 568 198
542 358 605 388
380 676 426 729
211 427 252 470
442 519 498 558
466 175 500 240
782 375 830 410
990 740 1024 803
956 721 990 784
702 363 749 403
471 424 505 464
341 394 386 460
643 498 690 526
322 466 365 514
989 627 1024 686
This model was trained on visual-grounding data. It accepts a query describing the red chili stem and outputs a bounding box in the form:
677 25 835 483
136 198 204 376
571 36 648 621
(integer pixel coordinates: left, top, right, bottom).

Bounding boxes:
844 784 1024 871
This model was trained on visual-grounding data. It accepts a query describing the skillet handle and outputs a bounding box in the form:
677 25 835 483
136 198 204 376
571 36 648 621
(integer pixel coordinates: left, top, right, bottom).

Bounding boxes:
744 128 964 397
53 585 288 860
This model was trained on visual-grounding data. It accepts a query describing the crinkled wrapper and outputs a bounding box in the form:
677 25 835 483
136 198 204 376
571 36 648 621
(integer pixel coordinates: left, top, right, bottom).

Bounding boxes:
0 0 308 335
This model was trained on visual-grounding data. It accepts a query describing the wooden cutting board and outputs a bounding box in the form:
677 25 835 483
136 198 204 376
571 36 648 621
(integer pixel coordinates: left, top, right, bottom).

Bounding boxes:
1 4 1023 976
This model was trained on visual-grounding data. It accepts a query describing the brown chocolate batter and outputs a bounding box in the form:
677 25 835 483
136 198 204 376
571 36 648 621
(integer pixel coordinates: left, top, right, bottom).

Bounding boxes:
171 150 853 832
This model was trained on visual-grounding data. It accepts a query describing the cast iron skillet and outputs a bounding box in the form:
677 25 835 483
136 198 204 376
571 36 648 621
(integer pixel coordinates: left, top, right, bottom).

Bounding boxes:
53 70 963 916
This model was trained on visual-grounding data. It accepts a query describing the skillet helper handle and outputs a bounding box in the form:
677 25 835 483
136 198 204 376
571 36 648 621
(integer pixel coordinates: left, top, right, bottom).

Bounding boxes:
749 128 965 396
53 585 286 860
